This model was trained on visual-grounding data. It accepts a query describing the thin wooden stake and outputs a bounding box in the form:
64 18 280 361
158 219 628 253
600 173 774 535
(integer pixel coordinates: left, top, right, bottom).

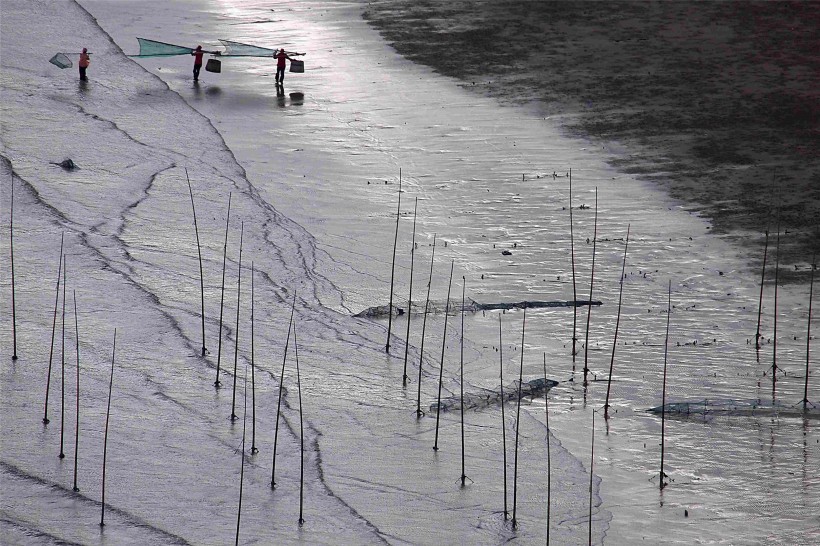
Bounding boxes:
416 235 437 417
544 354 551 545
804 255 815 410
755 229 769 351
10 178 18 360
433 260 455 451
605 224 630 417
588 410 595 544
271 292 296 489
511 306 526 528
660 280 671 490
583 188 598 387
235 362 248 546
459 276 468 487
386 169 402 352
499 315 508 520
295 323 305 525
230 222 244 421
72 290 80 492
772 219 781 394
215 193 232 388
59 255 67 459
250 263 258 454
100 329 116 527
186 168 206 356
43 233 64 424
403 197 419 385
569 169 578 363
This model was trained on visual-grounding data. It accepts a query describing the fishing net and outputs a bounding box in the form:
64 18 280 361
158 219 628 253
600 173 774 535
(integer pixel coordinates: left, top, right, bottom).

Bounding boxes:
49 53 72 69
430 377 558 413
219 39 277 57
648 399 820 419
133 38 193 57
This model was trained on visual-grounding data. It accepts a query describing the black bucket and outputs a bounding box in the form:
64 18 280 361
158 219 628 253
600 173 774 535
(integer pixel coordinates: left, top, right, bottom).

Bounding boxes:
205 58 221 73
289 60 304 73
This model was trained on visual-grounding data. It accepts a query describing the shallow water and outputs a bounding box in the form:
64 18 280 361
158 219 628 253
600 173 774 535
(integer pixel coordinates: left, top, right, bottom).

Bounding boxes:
1 0 818 544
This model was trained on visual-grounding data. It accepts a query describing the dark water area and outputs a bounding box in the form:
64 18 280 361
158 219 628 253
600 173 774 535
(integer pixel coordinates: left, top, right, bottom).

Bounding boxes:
362 0 820 282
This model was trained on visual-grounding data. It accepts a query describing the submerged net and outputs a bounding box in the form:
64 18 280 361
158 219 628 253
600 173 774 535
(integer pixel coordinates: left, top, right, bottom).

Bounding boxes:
219 39 276 57
648 399 820 419
133 38 193 57
430 377 558 414
49 53 72 69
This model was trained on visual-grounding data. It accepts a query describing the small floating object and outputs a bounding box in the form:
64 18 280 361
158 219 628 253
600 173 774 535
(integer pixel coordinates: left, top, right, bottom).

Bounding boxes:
57 158 77 170
289 92 304 100
501 250 512 256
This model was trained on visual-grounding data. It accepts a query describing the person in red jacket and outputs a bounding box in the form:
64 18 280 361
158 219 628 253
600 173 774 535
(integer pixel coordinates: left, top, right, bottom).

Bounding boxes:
274 48 294 85
78 48 90 81
191 45 205 81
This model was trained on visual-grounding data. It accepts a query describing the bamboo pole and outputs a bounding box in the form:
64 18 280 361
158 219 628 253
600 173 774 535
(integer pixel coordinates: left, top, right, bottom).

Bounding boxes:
544 354 551 545
271 292 296 489
416 235 437 417
100 329 116 527
72 290 80 492
43 233 64 424
295 323 305 525
403 197 418 385
499 315 508 520
511 306 526 528
235 362 248 546
10 179 17 360
583 188 598 387
804 255 815 410
185 168 206 356
755 229 769 351
569 169 578 363
433 260 455 451
772 219 781 394
605 224 630 417
459 277 468 487
59 255 67 459
215 193 232 388
588 410 595 544
230 222 244 421
250 263 258 454
660 280 671 490
386 169 402 352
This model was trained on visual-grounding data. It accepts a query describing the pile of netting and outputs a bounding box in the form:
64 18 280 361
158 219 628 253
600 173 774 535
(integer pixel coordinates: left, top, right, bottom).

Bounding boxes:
648 399 820 419
430 377 558 413
354 298 600 318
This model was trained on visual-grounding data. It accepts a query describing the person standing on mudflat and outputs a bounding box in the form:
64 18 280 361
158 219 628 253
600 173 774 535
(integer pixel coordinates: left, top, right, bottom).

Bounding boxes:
78 48 90 81
274 48 294 85
191 46 206 81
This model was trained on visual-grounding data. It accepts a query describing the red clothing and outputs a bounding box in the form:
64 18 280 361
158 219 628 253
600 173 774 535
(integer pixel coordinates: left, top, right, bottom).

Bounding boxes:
275 51 287 68
79 53 90 68
193 50 204 65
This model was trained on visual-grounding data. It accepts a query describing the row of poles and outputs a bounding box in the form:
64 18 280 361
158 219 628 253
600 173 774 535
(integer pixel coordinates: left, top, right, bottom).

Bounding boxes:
377 168 816 537
5 166 815 541
5 170 308 541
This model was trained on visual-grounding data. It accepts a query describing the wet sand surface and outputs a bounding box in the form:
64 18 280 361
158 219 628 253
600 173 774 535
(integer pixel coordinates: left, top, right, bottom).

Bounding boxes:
362 0 820 279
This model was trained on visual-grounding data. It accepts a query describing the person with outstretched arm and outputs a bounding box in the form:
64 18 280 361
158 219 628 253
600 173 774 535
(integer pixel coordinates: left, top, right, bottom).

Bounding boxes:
274 48 294 85
191 45 219 81
79 48 90 81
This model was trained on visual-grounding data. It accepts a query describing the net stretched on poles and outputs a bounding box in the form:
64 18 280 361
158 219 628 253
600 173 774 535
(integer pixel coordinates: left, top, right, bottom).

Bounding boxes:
49 53 72 69
133 38 193 57
218 39 277 57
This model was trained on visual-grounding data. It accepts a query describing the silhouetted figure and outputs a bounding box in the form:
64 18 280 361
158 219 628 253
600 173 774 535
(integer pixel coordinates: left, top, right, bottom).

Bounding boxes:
275 48 294 85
